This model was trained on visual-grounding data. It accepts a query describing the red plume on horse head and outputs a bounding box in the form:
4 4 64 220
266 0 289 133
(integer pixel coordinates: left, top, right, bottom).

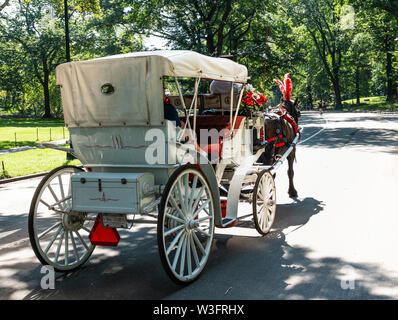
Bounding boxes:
273 73 292 101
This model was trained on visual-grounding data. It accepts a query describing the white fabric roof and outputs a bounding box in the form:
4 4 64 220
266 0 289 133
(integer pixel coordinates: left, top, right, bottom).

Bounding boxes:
86 50 248 83
55 50 248 128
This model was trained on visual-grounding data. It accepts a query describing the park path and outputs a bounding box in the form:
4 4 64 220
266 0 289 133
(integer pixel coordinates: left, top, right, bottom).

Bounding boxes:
0 139 69 155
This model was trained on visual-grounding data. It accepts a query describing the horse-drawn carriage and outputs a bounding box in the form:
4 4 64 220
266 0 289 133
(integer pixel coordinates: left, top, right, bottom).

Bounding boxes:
28 50 301 284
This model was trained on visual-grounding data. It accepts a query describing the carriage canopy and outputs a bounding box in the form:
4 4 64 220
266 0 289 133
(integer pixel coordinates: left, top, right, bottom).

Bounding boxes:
56 50 248 128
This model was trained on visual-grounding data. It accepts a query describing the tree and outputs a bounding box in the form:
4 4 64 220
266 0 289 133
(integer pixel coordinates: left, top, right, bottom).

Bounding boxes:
128 0 271 57
50 0 101 62
0 0 10 12
2 0 65 117
352 0 397 101
287 0 355 109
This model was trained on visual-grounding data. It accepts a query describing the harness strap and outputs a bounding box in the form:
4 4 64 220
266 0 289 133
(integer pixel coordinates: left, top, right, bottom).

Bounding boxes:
273 106 300 140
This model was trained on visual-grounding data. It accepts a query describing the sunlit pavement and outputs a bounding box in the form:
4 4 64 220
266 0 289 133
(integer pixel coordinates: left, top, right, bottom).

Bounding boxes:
1 111 398 299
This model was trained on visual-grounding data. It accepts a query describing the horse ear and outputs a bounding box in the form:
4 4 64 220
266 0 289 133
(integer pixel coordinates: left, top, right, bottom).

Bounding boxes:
293 97 298 106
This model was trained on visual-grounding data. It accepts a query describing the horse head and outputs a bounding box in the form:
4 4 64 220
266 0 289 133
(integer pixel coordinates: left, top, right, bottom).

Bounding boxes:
279 97 301 124
273 73 300 124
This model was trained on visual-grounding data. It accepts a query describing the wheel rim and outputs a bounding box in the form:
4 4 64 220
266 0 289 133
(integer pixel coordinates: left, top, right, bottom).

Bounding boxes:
255 171 276 234
31 167 95 271
161 169 214 282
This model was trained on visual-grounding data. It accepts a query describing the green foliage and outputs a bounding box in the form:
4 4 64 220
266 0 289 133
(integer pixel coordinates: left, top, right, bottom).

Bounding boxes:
342 95 398 112
0 148 81 178
0 0 396 118
0 0 143 118
0 117 69 150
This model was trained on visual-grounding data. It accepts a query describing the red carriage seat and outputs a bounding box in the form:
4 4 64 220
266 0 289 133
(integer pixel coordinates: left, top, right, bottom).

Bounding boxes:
180 115 245 159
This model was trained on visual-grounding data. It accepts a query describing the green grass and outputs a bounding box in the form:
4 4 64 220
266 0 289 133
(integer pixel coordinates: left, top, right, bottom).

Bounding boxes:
0 148 80 178
0 118 69 149
342 96 398 112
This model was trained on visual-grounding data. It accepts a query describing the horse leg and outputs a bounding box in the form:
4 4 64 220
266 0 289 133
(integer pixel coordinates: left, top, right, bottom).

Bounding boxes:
287 147 298 198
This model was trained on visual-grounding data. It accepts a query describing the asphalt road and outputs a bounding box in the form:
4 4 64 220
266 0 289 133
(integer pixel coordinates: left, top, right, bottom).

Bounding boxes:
1 111 398 300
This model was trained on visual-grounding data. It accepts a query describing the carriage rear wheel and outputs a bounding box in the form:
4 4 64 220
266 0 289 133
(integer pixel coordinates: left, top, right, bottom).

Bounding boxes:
252 170 277 235
157 164 215 284
28 165 95 272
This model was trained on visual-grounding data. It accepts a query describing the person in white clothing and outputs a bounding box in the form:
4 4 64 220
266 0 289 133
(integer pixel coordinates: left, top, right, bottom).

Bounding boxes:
210 80 242 94
209 55 242 95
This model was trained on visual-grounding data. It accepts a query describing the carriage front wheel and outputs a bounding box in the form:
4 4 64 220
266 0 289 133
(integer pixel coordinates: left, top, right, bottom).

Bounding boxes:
28 165 95 272
252 170 277 235
157 164 215 284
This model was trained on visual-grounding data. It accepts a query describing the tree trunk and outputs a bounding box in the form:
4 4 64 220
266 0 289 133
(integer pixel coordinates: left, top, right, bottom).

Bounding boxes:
64 0 71 62
206 32 215 55
386 42 393 101
356 66 360 105
332 75 343 109
306 82 313 109
42 60 52 118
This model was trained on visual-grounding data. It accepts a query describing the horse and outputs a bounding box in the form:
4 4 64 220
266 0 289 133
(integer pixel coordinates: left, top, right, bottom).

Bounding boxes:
260 97 301 198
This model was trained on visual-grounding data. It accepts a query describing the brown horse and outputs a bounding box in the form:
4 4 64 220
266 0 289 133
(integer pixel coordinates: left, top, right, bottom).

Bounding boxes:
260 98 301 198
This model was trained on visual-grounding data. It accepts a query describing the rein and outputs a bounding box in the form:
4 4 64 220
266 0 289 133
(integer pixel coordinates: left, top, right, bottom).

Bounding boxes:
263 106 300 149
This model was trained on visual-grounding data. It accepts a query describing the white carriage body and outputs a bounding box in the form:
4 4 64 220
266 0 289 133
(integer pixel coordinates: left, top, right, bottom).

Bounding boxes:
56 50 251 224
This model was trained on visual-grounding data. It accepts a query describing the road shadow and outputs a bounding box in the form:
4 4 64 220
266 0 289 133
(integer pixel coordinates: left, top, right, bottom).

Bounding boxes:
299 126 398 154
298 112 398 154
1 196 397 300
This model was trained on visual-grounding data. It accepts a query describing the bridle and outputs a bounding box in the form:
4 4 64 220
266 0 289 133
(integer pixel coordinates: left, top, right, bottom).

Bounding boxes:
261 104 300 150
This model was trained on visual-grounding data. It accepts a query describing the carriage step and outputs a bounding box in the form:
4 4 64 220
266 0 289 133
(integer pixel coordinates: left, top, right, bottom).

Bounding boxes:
219 218 237 228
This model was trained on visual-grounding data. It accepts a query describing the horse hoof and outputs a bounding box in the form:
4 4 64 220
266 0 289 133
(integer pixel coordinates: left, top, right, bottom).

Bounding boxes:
288 190 298 198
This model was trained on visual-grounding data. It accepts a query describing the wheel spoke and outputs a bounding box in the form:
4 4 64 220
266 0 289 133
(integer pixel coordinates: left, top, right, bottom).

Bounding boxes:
54 231 64 263
192 231 206 256
38 222 62 240
47 185 60 208
58 176 66 210
166 213 185 224
196 216 211 223
189 233 200 267
44 225 63 254
40 199 51 209
192 198 211 219
262 213 268 230
67 173 72 197
183 174 189 213
188 175 198 211
164 224 185 237
64 231 69 266
258 211 263 225
176 179 187 214
186 233 192 276
75 230 89 251
169 196 186 219
37 215 62 221
70 231 80 262
191 185 205 215
49 196 72 211
172 233 186 270
166 229 184 256
179 235 187 276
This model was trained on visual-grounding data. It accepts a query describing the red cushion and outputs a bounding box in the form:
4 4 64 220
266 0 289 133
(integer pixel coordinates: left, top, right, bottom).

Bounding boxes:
180 115 245 158
201 143 221 158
